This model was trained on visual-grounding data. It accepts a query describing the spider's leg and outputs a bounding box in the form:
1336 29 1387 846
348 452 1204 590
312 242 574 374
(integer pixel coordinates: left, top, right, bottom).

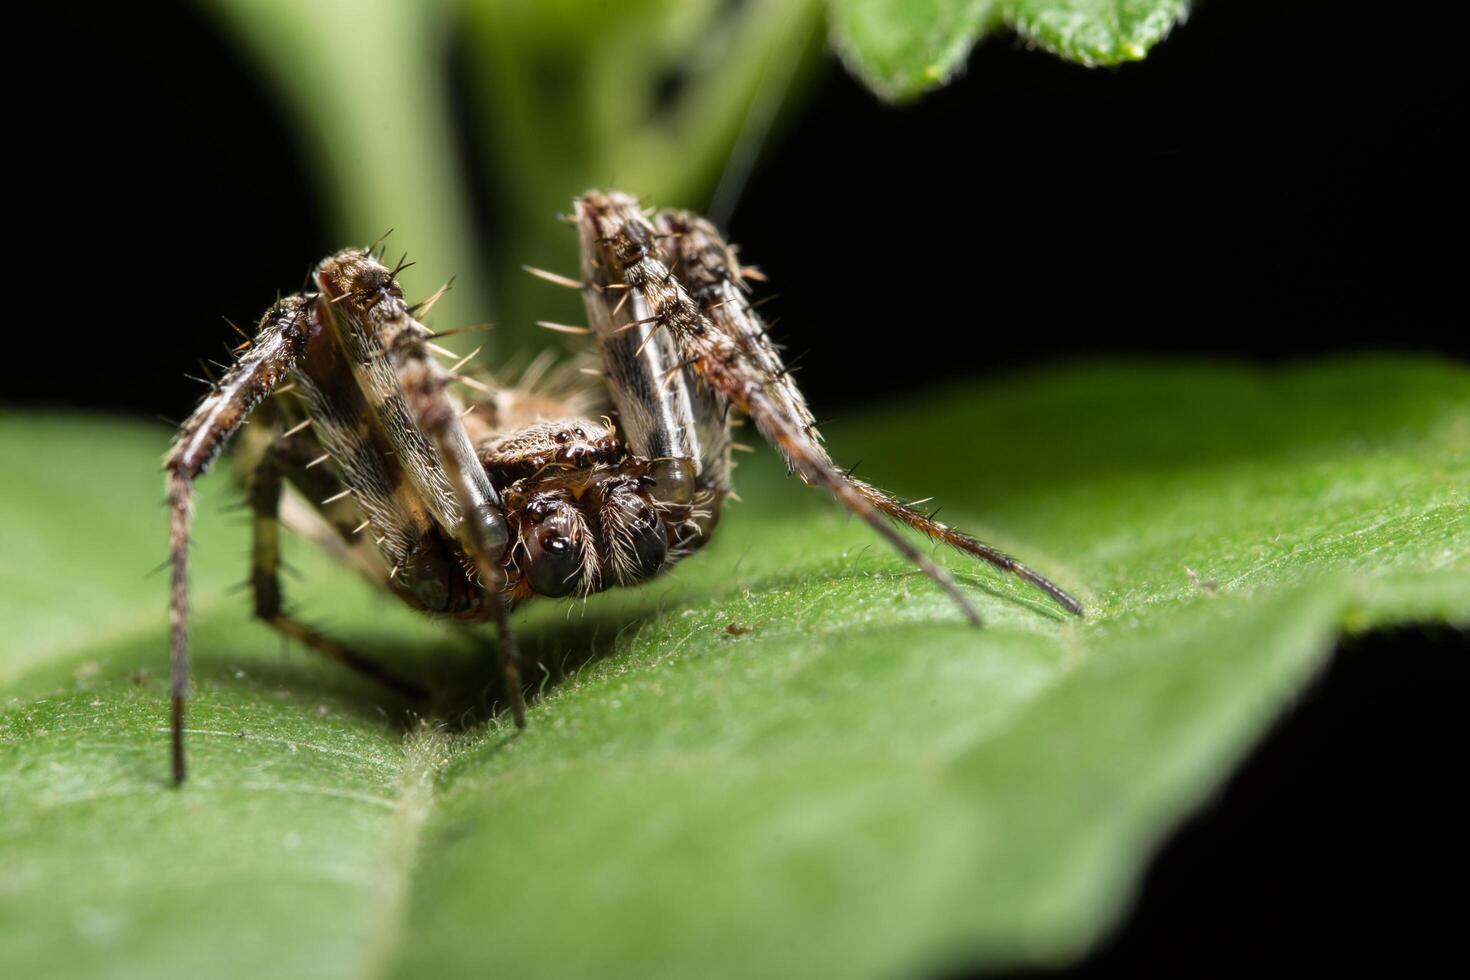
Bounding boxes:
314 251 526 728
247 436 427 698
391 321 526 726
548 204 737 562
576 192 1082 621
655 207 1084 617
529 242 723 562
164 296 310 784
572 245 729 487
252 417 394 591
574 193 983 623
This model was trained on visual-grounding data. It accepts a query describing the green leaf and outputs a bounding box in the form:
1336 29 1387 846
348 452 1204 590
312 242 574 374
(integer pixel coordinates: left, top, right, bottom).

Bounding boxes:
457 0 826 356
199 0 489 332
829 0 1190 101
828 0 1000 100
2 358 1466 978
1004 0 1191 66
197 0 826 356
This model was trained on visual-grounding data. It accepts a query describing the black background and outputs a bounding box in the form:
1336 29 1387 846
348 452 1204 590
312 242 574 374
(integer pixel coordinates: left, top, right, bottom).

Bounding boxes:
23 0 1465 416
23 0 1468 975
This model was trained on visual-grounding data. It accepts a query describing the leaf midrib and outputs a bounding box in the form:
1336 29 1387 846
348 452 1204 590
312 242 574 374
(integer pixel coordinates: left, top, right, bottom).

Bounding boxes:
354 725 447 980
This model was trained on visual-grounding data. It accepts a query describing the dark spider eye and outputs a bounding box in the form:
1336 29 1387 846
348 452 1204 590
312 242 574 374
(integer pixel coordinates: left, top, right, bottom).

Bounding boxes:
574 428 586 439
554 430 571 444
524 504 583 597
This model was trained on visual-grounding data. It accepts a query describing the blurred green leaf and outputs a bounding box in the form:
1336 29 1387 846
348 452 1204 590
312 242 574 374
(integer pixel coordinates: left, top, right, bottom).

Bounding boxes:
459 0 824 355
829 0 1189 101
828 0 1000 101
201 0 489 332
199 0 824 355
1004 0 1190 66
2 358 1466 978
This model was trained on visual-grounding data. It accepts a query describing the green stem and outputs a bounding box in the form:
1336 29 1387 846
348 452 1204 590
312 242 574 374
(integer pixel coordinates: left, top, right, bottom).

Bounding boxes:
201 0 488 333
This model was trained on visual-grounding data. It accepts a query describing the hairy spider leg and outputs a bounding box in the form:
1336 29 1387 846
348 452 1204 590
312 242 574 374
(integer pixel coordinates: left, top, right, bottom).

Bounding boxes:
400 337 526 727
313 251 527 728
656 209 1084 618
573 216 730 513
575 192 994 625
165 297 310 784
247 435 427 699
255 423 394 591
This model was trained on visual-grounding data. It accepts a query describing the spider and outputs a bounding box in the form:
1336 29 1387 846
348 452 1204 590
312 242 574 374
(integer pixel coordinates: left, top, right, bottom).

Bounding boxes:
164 190 1083 784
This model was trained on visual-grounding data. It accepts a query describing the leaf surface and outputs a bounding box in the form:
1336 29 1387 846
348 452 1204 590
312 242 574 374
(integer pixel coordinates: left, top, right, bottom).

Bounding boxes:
2 358 1466 978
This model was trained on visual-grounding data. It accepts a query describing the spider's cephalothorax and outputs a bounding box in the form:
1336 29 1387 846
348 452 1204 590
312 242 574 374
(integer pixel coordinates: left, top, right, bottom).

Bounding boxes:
164 190 1082 783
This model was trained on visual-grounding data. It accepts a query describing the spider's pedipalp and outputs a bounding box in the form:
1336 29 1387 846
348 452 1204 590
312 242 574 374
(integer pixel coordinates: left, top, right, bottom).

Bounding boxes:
597 477 669 585
514 490 600 598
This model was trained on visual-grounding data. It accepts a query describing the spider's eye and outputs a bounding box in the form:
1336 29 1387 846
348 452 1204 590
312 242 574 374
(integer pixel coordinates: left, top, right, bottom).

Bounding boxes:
523 504 584 598
574 428 586 439
554 430 571 444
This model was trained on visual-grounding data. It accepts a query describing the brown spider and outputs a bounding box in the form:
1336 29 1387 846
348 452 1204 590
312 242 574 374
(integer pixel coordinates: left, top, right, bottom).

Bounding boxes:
164 190 1083 784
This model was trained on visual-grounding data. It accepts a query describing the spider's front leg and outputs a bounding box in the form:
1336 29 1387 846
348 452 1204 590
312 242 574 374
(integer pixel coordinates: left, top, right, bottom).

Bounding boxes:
561 197 730 550
313 254 527 728
574 191 1083 621
573 194 986 623
655 208 1085 618
164 296 310 784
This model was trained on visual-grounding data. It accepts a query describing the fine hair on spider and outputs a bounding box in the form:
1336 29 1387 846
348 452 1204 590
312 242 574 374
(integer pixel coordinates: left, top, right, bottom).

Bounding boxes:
163 190 1082 784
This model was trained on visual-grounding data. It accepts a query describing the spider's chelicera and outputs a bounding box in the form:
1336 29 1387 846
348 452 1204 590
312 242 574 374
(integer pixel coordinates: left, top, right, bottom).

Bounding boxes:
164 190 1083 783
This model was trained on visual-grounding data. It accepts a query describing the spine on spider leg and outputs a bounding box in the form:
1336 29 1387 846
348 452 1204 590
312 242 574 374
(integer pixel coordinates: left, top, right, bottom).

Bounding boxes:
162 299 309 783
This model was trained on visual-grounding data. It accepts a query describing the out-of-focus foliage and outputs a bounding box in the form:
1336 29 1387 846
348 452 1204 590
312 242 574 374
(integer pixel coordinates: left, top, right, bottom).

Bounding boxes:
200 0 824 351
3 358 1466 978
198 0 1186 352
829 0 1189 100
